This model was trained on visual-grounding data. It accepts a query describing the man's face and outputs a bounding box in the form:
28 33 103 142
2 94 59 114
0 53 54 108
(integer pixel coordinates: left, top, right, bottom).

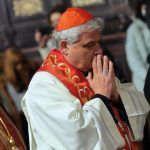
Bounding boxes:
62 31 103 72
50 12 61 28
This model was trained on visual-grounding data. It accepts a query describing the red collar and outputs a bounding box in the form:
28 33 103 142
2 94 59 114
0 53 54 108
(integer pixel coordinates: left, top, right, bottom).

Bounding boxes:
38 49 94 105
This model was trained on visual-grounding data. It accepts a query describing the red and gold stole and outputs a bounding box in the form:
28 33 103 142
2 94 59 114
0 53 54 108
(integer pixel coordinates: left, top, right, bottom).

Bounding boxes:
38 49 141 150
0 106 26 150
38 49 94 105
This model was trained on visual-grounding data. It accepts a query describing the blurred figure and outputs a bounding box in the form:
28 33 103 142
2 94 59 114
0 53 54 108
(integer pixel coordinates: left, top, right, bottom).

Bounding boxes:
125 0 150 92
0 59 27 149
4 47 36 110
35 4 67 60
0 53 20 125
48 4 66 28
3 46 38 149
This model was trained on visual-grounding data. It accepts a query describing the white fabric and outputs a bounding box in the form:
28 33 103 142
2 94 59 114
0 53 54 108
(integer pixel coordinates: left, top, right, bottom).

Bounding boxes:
126 19 150 91
6 82 25 111
22 72 150 150
38 38 57 60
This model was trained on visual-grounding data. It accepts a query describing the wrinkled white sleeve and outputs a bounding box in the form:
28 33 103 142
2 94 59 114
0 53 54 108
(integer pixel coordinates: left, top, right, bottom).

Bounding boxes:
116 79 150 140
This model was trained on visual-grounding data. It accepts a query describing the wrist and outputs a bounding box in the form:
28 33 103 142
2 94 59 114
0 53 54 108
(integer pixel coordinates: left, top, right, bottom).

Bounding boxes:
110 91 119 102
94 91 111 99
93 94 111 103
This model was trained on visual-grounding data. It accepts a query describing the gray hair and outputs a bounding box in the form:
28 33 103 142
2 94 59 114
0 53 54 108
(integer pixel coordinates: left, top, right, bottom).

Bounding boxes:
53 18 104 48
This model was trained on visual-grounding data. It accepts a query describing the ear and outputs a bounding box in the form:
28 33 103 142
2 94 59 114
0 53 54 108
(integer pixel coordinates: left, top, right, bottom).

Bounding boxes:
60 40 69 56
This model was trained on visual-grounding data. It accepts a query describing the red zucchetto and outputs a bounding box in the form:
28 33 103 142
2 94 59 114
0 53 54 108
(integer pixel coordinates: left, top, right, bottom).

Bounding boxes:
56 7 94 32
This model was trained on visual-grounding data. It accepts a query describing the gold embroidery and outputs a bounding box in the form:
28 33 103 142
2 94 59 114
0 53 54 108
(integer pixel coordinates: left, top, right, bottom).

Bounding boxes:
42 53 94 104
0 118 19 150
72 75 80 83
79 85 93 103
58 63 71 81
42 55 56 66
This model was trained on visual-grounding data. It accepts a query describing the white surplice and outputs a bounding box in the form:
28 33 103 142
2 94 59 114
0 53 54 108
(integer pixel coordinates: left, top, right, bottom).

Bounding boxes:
22 72 150 150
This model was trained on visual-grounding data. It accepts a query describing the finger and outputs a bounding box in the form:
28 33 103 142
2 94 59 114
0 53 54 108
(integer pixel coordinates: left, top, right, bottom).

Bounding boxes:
92 56 97 75
96 55 103 74
108 61 114 78
86 71 92 82
102 55 109 76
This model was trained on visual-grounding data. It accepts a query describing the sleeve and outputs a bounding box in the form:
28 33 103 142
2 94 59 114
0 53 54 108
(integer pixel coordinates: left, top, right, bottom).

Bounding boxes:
110 97 130 125
93 94 130 127
116 78 150 140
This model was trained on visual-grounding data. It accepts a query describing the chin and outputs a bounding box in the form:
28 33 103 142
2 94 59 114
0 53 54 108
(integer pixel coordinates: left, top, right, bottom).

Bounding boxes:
78 63 92 73
81 67 92 73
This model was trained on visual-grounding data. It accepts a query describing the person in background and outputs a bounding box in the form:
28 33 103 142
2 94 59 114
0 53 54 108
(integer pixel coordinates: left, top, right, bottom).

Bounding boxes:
3 46 38 149
125 0 150 92
4 47 37 110
35 4 67 60
0 56 19 125
22 8 149 150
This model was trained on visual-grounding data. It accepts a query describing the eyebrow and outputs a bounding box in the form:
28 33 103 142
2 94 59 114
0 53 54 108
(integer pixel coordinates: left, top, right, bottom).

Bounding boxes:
82 38 102 47
82 41 94 47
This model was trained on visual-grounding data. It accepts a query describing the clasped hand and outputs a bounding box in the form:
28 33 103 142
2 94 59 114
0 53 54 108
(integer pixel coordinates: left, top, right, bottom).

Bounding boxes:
87 55 119 101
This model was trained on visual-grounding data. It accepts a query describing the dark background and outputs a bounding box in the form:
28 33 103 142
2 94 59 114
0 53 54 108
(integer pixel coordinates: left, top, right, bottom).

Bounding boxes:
0 0 132 81
0 0 131 50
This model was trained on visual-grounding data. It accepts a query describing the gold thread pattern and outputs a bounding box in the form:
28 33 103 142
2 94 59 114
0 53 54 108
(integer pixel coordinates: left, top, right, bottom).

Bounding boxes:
42 54 94 104
0 118 19 150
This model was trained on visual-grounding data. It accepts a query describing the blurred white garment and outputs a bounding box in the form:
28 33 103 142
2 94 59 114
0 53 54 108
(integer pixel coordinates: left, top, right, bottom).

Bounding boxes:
126 19 150 92
38 38 57 60
6 82 26 111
